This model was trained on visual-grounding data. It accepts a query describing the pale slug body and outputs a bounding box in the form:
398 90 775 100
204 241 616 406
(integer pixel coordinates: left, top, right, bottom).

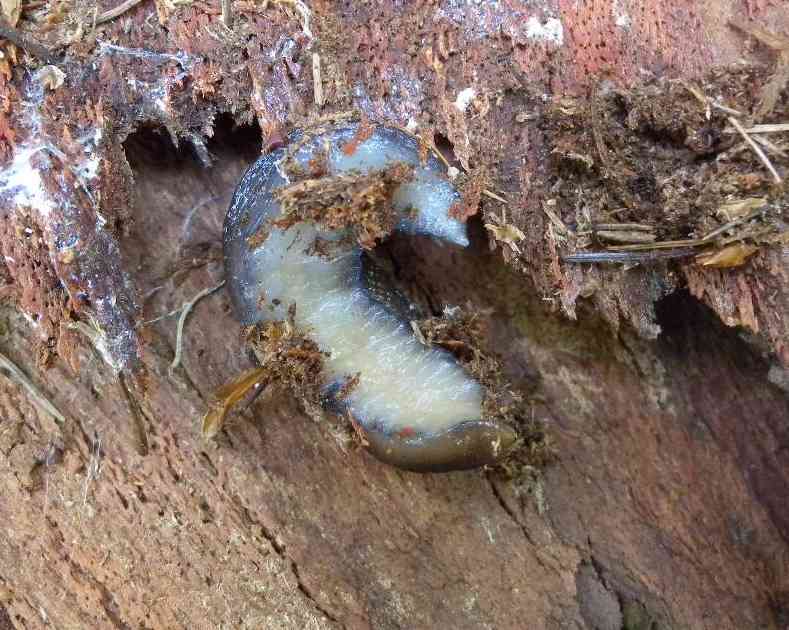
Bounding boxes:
224 123 515 471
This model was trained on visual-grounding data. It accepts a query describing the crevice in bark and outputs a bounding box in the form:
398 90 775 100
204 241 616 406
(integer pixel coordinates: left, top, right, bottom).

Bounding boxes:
0 605 12 630
96 580 135 630
485 473 533 545
232 494 343 627
117 372 151 456
45 517 135 630
290 559 343 627
123 113 262 181
483 472 564 580
433 132 462 170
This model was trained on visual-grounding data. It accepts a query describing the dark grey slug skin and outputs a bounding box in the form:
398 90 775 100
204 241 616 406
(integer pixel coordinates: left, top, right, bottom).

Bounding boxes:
321 391 517 473
363 421 518 473
224 122 517 472
224 145 289 325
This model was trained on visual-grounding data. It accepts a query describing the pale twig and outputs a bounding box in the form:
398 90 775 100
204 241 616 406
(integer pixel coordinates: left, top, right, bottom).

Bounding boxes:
596 230 656 244
710 102 744 117
95 0 145 25
752 134 788 159
312 52 323 107
138 304 186 327
0 351 65 424
543 203 569 236
609 239 704 251
729 116 783 184
699 206 767 242
81 432 102 506
682 81 743 117
221 0 232 28
482 189 507 203
566 185 774 262
170 281 226 372
726 123 789 134
179 194 221 246
603 206 767 253
593 223 655 232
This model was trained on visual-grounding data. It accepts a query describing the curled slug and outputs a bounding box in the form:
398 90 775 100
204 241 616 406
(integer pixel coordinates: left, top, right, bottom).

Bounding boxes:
223 122 516 472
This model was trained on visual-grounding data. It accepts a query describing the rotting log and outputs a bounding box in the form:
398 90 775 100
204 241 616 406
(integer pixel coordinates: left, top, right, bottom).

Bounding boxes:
0 1 788 629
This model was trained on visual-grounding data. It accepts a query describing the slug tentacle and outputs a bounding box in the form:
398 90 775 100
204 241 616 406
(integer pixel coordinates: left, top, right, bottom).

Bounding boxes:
224 122 516 472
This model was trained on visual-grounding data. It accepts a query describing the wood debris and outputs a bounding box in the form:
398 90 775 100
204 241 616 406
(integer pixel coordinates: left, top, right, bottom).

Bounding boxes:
696 243 760 268
485 209 525 256
0 350 65 423
170 280 226 373
95 0 146 26
729 115 782 184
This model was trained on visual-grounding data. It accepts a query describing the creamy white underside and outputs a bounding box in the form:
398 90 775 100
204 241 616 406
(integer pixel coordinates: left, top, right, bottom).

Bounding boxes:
239 129 482 434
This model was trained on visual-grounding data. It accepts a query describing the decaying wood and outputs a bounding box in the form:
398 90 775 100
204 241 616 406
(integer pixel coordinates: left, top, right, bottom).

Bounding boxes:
0 1 787 629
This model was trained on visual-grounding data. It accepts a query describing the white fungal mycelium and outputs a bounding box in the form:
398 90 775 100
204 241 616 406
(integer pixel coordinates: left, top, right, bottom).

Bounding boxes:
225 123 515 471
524 16 564 46
0 71 138 369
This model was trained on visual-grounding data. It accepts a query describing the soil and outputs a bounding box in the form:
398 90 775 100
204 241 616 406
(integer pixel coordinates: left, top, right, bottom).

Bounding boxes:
0 0 788 628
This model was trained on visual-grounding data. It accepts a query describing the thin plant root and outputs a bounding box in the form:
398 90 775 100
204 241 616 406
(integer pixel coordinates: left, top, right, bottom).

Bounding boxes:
170 280 226 373
0 350 65 424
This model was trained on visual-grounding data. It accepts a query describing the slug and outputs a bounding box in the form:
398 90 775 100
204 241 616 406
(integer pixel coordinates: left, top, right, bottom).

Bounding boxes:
223 122 516 472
